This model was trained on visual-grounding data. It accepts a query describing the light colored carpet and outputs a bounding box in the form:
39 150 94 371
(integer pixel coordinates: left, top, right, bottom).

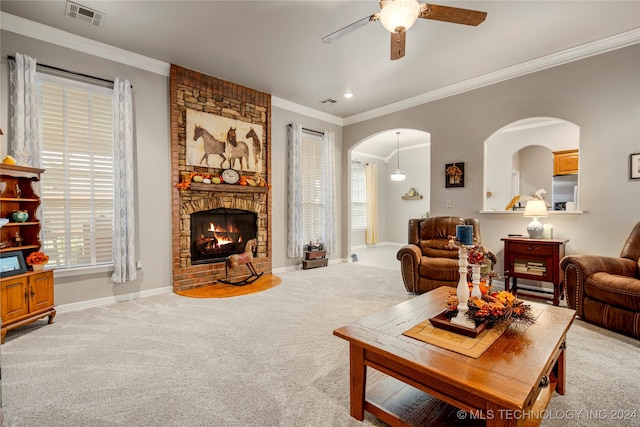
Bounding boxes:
2 263 638 426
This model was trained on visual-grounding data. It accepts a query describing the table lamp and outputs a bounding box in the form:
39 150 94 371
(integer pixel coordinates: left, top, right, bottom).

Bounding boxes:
523 199 548 238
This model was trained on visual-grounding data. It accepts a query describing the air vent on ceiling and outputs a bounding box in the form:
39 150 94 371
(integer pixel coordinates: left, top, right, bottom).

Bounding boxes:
320 98 337 104
65 1 105 27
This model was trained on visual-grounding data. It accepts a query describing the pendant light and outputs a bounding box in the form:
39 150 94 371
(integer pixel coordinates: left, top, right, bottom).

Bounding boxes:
390 131 406 181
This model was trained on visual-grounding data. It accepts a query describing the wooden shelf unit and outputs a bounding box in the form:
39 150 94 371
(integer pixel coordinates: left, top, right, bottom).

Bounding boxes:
1 164 55 343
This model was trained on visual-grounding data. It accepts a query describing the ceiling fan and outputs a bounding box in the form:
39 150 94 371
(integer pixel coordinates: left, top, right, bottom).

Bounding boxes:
321 0 487 60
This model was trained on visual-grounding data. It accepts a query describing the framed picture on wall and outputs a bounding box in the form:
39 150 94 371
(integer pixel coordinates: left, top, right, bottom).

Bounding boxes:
445 162 465 188
630 153 640 180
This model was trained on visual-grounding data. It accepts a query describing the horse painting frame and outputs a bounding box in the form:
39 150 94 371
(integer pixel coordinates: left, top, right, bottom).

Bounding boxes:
186 109 264 173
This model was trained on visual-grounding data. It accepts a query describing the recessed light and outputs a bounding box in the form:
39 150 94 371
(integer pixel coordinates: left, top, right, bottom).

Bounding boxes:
344 92 353 99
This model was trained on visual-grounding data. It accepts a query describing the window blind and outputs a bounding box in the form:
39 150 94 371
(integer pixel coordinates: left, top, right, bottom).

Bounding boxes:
351 162 367 230
38 73 114 268
301 133 324 245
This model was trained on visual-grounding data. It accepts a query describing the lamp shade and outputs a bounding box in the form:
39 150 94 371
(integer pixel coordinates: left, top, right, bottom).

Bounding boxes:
523 200 548 218
390 169 406 181
523 199 548 239
379 0 421 32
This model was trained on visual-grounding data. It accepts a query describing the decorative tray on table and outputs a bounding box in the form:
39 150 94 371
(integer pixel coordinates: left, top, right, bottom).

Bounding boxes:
429 311 488 338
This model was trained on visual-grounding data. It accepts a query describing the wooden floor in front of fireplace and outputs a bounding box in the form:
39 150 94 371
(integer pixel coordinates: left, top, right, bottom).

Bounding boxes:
175 274 282 298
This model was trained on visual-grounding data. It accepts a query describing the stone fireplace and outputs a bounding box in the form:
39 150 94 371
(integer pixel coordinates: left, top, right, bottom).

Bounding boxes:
170 64 272 292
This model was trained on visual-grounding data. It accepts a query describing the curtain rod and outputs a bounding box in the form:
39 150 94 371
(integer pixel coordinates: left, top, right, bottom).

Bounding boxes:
7 55 131 88
287 123 324 136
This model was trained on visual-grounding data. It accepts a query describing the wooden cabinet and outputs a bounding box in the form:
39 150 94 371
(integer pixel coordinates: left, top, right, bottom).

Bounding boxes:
502 237 568 306
1 270 56 343
553 149 579 176
1 164 55 343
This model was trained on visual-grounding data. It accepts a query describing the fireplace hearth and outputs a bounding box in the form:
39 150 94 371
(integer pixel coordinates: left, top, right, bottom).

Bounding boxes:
191 208 258 264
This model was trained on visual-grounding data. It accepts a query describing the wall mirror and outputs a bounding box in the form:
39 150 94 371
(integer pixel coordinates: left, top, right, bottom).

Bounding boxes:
483 117 580 212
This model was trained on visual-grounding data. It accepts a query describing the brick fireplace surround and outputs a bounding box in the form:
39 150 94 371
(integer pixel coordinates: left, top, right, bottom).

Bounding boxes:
170 64 272 292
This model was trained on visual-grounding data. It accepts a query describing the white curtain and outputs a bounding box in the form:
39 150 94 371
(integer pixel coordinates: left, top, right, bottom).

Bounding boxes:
365 163 378 245
111 78 137 284
321 131 337 255
287 123 304 258
9 53 41 167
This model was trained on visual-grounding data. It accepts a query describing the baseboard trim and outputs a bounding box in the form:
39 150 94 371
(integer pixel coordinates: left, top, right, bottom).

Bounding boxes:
56 286 173 313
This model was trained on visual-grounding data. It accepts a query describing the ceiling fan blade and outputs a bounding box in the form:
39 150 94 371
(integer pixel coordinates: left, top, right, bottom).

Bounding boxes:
390 31 406 60
419 3 487 26
321 14 379 43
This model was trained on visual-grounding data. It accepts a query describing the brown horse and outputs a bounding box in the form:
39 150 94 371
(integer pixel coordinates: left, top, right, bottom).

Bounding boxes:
194 125 227 167
226 127 250 170
246 127 262 168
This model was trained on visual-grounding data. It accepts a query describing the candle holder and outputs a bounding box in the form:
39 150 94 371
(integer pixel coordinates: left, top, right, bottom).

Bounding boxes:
450 245 476 329
470 263 485 298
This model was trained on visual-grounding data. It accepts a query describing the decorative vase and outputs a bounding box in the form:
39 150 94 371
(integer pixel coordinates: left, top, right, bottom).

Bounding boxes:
12 210 29 222
32 263 45 271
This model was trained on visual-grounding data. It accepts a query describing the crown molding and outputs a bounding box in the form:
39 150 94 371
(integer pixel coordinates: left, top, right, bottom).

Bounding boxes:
1 12 170 76
344 28 640 126
271 96 343 126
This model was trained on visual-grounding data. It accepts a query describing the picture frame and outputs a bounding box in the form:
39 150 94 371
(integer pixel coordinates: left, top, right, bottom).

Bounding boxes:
445 162 465 188
630 153 640 180
185 108 264 173
0 251 28 278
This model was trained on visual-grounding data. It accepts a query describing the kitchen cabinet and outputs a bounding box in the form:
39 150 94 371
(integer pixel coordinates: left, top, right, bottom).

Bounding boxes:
553 149 578 176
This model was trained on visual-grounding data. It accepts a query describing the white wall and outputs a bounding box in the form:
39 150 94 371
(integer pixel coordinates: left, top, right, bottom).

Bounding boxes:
344 45 640 274
385 145 431 244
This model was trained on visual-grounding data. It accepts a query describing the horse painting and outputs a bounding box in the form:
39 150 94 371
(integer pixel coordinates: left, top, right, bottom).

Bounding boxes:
226 127 250 170
246 127 262 168
193 125 227 167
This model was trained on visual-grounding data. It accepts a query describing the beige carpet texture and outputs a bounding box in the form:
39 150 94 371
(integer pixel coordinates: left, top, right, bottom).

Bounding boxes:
2 263 639 426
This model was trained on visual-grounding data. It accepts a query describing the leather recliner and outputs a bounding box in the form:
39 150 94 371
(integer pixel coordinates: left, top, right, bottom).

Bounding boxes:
560 221 640 338
396 217 495 294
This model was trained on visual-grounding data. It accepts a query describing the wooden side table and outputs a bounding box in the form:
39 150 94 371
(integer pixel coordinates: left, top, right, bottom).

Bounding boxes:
501 237 569 306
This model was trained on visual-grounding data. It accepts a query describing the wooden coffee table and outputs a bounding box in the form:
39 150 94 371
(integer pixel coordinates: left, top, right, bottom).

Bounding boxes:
334 287 575 426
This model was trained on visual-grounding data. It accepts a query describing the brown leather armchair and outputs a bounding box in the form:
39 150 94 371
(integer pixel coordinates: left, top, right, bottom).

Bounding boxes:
397 217 495 294
560 221 640 338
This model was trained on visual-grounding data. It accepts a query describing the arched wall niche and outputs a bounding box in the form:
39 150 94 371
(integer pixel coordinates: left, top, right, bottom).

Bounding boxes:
483 117 580 212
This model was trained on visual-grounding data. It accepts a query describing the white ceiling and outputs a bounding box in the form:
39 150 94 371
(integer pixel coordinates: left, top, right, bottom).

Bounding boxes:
1 1 639 157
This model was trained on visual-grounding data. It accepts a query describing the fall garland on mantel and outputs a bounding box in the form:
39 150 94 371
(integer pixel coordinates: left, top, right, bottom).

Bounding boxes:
176 172 268 191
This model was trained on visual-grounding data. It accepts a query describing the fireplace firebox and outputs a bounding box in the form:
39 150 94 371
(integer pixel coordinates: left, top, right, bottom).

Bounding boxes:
190 208 258 264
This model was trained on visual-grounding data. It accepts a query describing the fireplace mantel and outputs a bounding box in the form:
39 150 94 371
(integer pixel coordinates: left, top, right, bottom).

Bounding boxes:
189 183 269 194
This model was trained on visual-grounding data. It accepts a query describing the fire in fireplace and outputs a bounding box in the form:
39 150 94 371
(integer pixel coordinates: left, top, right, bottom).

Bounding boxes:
190 208 258 264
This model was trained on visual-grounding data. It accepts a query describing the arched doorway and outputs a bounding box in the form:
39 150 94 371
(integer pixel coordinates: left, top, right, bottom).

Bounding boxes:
349 128 431 267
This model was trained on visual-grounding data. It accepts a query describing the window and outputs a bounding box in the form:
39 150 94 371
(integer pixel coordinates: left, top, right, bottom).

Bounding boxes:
351 162 367 230
37 73 114 268
300 133 324 245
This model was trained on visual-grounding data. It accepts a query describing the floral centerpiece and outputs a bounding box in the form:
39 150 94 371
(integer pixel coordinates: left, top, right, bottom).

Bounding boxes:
445 289 535 326
26 251 49 271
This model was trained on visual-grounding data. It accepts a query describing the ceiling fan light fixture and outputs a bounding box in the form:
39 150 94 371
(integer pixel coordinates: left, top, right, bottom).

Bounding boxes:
379 0 420 33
